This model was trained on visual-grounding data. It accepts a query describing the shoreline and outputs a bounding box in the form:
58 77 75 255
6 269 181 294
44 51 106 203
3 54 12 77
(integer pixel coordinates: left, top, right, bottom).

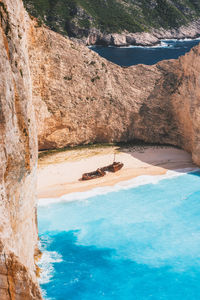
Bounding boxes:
76 20 200 47
38 167 198 207
37 146 197 200
89 37 200 49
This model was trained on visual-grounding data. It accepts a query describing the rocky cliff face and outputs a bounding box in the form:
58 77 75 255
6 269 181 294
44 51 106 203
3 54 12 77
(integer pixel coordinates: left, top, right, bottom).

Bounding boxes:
85 20 200 46
0 0 41 298
27 21 200 166
1 0 200 297
23 0 200 46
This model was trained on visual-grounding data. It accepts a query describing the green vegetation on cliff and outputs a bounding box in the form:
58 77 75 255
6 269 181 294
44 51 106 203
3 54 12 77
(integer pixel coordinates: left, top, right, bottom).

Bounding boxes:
23 0 200 37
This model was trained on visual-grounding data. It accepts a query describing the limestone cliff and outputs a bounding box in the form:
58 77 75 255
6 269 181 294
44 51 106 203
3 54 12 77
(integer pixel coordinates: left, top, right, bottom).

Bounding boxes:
27 21 200 166
85 21 200 46
0 0 41 298
1 1 200 297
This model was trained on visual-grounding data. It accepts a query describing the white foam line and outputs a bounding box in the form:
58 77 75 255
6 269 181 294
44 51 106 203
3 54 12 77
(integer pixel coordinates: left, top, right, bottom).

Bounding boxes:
38 250 63 285
106 44 170 49
38 168 199 207
88 38 200 50
163 37 200 42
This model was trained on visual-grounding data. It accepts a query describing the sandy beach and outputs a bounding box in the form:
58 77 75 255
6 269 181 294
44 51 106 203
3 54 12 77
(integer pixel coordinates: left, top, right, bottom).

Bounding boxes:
37 145 197 199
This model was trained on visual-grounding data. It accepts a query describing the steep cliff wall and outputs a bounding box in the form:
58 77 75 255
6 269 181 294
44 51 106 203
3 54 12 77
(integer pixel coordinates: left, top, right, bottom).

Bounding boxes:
27 22 200 166
0 0 199 297
0 0 41 298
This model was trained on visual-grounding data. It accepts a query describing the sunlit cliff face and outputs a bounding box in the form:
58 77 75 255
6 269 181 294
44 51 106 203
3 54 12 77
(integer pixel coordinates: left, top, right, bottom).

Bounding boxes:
28 20 200 165
1 0 200 298
0 0 41 298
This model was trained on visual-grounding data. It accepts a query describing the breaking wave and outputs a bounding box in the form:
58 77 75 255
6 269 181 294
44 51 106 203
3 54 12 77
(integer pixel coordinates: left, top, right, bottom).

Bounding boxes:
38 168 199 207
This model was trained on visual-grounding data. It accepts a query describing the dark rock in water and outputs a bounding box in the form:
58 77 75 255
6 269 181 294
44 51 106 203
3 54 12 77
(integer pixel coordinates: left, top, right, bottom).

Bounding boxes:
98 34 112 46
126 35 136 45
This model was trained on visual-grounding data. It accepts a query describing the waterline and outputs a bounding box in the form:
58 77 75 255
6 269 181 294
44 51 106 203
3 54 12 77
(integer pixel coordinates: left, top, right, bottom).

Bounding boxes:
90 38 200 66
38 167 199 207
38 169 200 299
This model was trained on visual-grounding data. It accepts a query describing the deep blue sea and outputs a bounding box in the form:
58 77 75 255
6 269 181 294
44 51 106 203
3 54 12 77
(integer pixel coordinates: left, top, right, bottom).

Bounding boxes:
38 170 200 300
90 39 200 66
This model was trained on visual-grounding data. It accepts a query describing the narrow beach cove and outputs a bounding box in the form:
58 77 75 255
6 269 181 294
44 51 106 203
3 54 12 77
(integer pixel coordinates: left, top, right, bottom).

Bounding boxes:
37 146 196 200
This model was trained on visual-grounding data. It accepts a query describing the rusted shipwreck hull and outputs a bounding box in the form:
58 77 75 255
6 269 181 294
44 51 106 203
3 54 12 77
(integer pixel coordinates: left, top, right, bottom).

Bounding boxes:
101 162 124 173
82 162 124 181
82 168 106 180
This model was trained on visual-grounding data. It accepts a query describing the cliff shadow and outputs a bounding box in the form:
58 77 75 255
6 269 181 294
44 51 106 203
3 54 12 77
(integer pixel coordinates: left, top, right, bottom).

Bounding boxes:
115 140 198 174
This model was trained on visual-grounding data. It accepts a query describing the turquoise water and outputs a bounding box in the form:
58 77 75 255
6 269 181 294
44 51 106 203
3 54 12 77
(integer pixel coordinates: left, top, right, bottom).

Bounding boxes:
90 39 200 66
38 171 200 300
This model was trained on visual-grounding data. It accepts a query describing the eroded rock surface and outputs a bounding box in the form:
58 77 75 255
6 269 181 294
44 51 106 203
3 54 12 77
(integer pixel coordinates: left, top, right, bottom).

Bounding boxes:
0 0 41 298
1 0 200 297
27 21 200 165
85 19 200 46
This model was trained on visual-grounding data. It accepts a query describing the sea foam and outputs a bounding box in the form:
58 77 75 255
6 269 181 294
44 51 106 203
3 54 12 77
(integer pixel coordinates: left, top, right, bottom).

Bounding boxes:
38 167 200 299
38 167 199 207
38 250 62 284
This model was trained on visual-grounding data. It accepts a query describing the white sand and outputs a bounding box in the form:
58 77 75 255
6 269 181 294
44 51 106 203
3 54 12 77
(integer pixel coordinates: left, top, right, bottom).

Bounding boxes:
37 146 196 199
